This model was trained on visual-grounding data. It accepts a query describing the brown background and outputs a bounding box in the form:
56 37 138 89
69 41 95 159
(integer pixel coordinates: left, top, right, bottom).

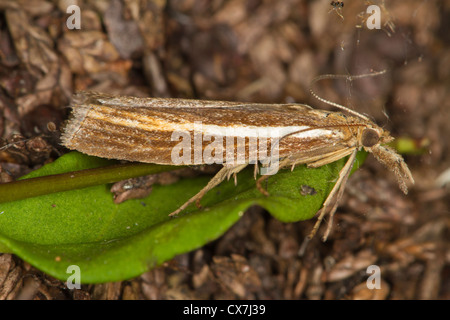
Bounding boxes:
0 0 448 299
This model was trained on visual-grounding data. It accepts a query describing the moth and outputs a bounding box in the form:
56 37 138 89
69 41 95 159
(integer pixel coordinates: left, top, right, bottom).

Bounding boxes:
61 72 414 240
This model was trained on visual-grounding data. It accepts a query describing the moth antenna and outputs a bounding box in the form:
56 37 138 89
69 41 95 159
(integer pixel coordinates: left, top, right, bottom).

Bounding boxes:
309 70 387 121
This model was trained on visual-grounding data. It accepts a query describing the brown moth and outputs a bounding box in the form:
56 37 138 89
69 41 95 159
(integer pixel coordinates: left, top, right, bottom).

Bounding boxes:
61 71 414 240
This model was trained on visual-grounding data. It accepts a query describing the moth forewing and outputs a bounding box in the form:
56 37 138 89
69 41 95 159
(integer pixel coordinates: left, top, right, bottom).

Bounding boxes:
62 91 347 166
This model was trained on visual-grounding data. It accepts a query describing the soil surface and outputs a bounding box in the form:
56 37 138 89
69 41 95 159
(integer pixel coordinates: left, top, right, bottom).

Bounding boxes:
0 0 448 300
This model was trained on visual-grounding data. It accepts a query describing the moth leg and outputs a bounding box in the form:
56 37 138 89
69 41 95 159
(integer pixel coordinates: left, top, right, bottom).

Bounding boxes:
257 147 354 198
256 157 292 196
256 174 270 196
169 164 248 217
306 148 355 168
308 150 357 241
253 162 259 180
111 166 219 204
232 173 238 186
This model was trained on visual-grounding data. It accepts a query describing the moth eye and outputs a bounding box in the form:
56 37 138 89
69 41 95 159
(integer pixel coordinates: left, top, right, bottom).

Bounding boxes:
362 128 380 147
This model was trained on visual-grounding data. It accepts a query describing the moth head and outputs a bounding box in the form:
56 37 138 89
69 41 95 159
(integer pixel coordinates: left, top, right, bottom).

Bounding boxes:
360 127 394 149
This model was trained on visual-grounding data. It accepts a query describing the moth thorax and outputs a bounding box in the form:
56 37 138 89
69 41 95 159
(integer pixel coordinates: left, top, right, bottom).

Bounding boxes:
361 128 380 147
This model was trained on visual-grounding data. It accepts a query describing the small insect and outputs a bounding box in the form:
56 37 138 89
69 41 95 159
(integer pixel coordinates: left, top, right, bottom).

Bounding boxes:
300 185 317 196
330 1 345 20
330 1 344 8
61 70 414 241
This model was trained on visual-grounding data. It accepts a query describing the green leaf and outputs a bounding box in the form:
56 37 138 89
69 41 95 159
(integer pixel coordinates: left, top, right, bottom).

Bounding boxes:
0 151 366 283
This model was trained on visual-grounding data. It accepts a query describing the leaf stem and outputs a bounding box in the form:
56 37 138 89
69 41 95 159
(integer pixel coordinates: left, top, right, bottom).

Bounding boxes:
0 163 178 204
